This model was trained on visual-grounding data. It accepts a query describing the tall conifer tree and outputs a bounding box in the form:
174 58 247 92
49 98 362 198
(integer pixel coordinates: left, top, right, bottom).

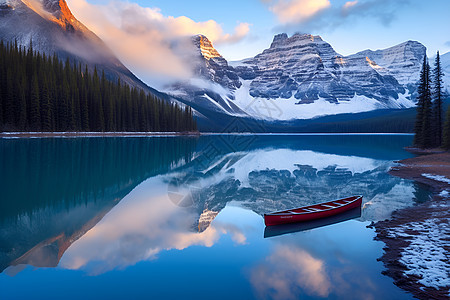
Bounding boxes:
414 56 433 148
432 51 444 147
0 40 196 133
29 73 41 130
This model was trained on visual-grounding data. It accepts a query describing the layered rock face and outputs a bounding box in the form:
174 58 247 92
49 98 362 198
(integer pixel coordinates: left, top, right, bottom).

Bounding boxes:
349 41 426 86
167 32 426 121
191 35 241 90
234 33 423 103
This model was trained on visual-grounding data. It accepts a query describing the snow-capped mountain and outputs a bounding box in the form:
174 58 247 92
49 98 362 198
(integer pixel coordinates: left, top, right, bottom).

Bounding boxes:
166 33 426 122
191 35 241 90
0 0 151 91
166 146 423 231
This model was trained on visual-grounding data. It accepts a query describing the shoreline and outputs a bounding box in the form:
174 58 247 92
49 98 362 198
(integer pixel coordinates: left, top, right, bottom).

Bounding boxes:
0 132 201 138
374 152 450 300
0 132 415 138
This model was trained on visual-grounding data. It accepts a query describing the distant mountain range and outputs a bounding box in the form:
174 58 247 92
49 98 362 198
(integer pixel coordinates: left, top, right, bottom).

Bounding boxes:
0 0 449 132
165 33 431 122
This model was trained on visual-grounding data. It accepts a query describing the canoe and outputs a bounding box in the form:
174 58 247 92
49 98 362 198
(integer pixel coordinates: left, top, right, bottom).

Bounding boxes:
264 195 363 226
264 206 361 238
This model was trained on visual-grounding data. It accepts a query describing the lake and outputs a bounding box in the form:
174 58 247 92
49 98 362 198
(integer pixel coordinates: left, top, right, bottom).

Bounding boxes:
0 135 430 299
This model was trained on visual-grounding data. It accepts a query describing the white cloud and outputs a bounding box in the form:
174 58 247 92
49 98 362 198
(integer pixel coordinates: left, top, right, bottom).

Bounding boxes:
250 245 331 299
263 0 409 32
343 0 358 10
66 0 250 88
266 0 331 24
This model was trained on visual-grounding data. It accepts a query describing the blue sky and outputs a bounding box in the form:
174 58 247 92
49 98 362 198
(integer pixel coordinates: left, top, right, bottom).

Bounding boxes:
84 0 450 60
68 0 450 87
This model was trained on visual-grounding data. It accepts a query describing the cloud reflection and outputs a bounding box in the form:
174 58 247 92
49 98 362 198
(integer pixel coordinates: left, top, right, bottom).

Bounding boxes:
59 176 240 275
250 245 331 299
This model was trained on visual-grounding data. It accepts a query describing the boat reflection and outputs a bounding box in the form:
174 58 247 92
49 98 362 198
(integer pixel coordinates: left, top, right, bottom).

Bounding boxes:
264 206 362 238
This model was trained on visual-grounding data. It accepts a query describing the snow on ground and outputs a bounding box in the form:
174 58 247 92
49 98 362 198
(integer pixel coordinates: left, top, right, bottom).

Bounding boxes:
439 190 450 198
422 173 450 184
388 218 450 292
230 80 415 120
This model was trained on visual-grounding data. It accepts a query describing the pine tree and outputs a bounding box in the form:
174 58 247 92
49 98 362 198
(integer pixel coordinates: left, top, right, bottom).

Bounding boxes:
442 107 450 149
5 68 15 127
414 56 433 148
40 75 53 131
432 51 444 147
18 76 28 130
29 73 41 130
0 40 196 132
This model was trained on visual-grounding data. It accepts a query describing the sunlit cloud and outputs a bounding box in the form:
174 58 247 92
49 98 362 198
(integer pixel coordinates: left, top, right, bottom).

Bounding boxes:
342 0 358 11
59 175 247 275
66 0 250 88
249 245 331 299
266 0 331 24
262 0 409 33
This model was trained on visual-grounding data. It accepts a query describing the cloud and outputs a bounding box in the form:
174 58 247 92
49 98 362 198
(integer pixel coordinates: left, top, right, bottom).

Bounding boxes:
263 0 409 33
267 0 331 24
445 41 450 47
60 176 223 275
66 0 250 88
249 245 331 299
338 0 409 25
59 173 249 275
342 0 358 11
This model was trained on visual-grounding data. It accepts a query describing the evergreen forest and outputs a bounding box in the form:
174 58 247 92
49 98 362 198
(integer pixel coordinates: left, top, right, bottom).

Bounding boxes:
0 40 197 132
414 51 448 148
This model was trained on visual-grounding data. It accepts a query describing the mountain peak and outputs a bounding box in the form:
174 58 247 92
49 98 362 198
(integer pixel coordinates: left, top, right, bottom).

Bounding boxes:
192 34 222 60
18 0 85 32
42 0 83 31
270 33 324 48
43 0 74 21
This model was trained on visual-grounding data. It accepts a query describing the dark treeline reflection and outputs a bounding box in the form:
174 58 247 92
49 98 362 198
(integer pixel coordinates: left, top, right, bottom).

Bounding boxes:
0 137 197 223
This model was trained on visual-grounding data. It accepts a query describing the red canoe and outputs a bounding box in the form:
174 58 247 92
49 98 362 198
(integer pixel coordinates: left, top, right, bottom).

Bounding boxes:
264 195 363 226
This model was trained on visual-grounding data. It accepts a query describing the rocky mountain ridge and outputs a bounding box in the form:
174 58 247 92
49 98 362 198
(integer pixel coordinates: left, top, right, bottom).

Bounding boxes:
166 33 427 121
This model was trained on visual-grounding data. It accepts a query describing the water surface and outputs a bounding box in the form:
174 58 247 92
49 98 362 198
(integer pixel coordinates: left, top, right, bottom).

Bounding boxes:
0 135 429 299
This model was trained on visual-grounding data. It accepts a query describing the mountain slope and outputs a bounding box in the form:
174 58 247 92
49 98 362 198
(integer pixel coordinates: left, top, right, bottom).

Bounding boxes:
441 51 450 93
165 33 426 125
0 0 151 91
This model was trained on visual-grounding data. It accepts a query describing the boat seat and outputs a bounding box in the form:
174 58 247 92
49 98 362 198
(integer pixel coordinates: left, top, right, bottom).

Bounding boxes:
322 204 337 209
287 210 303 214
332 202 343 206
302 208 316 212
307 207 322 212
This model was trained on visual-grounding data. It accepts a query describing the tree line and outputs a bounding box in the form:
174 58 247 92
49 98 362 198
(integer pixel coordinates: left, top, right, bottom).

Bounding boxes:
0 40 197 132
414 51 447 148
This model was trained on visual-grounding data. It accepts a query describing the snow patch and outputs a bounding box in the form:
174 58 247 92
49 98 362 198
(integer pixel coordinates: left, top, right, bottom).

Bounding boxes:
229 80 415 120
439 190 450 198
389 219 450 291
422 173 450 184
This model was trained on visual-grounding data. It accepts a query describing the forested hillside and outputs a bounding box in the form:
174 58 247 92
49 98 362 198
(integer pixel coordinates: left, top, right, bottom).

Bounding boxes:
0 41 197 132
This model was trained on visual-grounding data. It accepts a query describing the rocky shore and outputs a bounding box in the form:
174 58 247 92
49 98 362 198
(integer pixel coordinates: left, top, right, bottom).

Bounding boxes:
374 152 450 300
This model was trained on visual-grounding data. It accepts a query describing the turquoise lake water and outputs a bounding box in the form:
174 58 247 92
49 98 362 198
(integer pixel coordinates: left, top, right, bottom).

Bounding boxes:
0 135 430 299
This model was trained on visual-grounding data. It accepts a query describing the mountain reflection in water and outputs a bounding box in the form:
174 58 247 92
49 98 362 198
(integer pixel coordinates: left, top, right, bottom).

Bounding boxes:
0 137 197 273
0 135 428 299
